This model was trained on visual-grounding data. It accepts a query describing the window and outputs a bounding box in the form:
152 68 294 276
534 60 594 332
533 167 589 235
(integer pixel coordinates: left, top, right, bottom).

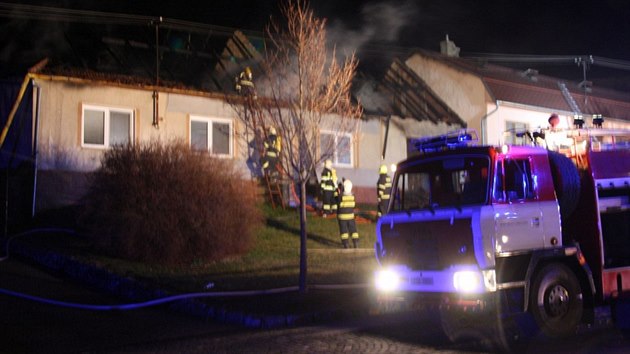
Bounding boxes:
190 116 233 157
391 156 490 212
493 158 535 202
82 105 133 148
320 131 353 167
505 121 530 145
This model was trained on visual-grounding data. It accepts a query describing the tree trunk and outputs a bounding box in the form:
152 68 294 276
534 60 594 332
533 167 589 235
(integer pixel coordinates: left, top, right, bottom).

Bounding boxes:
298 180 308 293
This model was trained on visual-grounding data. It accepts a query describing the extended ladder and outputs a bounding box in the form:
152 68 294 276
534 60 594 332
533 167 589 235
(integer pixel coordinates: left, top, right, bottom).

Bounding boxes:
264 172 285 209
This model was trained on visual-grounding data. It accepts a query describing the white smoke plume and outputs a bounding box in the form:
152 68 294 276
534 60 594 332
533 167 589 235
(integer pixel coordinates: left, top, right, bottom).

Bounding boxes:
325 1 418 58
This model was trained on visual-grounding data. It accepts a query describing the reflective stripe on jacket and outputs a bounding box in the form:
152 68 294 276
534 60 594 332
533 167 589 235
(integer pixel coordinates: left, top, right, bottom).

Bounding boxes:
338 195 355 220
377 174 392 201
264 134 280 157
320 168 336 191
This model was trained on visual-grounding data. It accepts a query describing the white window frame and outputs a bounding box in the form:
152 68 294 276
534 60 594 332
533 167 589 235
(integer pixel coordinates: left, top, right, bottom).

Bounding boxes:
189 115 234 158
320 130 353 168
81 104 134 149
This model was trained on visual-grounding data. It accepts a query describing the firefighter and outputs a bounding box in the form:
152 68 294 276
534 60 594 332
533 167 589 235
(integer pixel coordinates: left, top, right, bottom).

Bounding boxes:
261 126 281 177
235 66 256 97
320 159 337 217
332 168 340 208
377 164 392 218
545 113 573 150
338 179 359 249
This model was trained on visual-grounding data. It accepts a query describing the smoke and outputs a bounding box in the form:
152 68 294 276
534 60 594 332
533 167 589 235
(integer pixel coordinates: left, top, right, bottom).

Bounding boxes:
326 0 418 58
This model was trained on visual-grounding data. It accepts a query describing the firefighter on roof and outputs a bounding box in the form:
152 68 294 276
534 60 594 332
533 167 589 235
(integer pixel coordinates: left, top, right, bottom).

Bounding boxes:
235 66 256 97
261 126 281 177
377 164 392 218
338 179 359 249
320 159 337 216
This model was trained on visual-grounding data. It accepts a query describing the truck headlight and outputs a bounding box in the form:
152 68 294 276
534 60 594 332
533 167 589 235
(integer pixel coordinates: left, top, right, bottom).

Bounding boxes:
453 271 482 293
375 269 400 292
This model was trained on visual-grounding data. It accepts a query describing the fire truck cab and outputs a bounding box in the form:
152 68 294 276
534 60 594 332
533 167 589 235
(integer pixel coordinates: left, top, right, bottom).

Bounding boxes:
374 128 630 346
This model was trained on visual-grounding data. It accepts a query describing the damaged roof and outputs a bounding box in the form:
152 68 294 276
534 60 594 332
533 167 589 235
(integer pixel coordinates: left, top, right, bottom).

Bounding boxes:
411 49 630 122
355 58 466 126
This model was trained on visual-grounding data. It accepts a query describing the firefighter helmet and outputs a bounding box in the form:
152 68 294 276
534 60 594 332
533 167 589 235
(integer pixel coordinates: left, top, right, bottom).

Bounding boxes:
244 66 253 79
343 179 353 194
269 126 276 135
379 164 388 174
325 159 332 169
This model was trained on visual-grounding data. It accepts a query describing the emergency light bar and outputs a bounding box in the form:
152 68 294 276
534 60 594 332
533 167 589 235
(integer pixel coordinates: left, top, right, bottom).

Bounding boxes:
413 129 478 153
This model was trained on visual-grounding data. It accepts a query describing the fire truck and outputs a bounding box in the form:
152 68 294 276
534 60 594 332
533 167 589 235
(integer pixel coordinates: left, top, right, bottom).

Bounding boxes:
373 127 630 348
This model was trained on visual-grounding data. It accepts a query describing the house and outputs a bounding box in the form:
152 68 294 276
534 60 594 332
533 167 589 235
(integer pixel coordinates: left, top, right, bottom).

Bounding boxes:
0 15 464 216
403 37 630 145
21 59 458 212
3 21 630 220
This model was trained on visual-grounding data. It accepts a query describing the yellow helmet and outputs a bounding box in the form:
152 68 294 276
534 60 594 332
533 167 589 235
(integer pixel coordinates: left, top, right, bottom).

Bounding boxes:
244 66 252 78
379 164 387 174
269 126 276 135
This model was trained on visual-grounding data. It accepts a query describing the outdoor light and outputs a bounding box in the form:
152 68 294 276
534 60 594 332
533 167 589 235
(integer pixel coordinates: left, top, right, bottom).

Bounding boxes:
375 269 400 292
593 114 604 128
390 164 397 173
573 114 584 129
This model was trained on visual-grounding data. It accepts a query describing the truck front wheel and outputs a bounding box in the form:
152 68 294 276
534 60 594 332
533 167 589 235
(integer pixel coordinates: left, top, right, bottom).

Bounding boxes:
529 263 583 337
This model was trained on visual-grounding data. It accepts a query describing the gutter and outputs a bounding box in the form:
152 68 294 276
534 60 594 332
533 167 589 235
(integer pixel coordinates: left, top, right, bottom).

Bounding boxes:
32 83 41 217
480 100 499 145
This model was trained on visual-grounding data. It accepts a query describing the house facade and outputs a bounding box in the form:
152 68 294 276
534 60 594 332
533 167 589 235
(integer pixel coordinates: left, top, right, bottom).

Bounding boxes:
26 69 418 212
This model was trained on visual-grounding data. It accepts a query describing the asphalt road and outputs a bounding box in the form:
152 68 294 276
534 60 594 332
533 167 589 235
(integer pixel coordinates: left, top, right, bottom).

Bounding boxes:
3 257 630 353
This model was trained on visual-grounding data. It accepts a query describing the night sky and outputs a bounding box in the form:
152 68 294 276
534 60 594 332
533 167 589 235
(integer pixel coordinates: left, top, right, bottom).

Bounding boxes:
2 0 630 85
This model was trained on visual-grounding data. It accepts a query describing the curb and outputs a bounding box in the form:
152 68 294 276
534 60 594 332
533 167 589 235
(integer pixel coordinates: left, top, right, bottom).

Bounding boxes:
9 239 370 329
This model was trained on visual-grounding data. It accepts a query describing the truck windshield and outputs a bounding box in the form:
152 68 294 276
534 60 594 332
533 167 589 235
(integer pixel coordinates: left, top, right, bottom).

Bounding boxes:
391 156 490 211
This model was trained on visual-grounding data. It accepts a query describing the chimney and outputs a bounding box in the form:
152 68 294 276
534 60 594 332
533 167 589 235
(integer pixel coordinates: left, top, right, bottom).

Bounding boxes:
440 34 460 57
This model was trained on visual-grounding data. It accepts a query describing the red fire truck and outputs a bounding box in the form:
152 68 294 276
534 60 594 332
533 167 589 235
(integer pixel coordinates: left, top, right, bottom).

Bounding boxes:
374 128 630 348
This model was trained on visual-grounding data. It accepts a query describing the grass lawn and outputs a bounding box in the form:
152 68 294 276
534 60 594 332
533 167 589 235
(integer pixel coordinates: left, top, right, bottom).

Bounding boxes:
18 203 380 294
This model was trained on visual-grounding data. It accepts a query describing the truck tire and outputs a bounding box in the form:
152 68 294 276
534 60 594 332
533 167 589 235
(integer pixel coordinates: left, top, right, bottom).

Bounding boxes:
547 151 580 219
529 263 583 337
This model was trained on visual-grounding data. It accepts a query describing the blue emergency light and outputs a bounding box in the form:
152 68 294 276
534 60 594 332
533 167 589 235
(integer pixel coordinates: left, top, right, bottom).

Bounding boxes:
413 129 478 153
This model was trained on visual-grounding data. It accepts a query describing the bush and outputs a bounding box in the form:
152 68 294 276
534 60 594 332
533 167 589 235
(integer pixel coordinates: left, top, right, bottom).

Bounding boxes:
79 140 262 265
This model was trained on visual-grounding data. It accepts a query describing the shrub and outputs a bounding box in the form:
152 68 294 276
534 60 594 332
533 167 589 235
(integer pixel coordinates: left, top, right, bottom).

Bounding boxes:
79 140 262 265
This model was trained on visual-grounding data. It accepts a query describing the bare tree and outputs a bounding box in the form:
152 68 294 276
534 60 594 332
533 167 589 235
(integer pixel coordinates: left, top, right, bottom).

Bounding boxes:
232 0 362 293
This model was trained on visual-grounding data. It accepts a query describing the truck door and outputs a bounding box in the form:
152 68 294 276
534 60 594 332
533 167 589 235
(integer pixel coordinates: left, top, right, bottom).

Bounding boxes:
493 157 546 252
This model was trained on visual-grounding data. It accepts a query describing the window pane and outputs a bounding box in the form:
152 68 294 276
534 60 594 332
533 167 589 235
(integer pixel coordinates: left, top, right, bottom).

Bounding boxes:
110 111 131 146
212 122 230 155
337 135 351 164
191 121 208 151
84 109 105 145
504 159 534 200
320 133 334 160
